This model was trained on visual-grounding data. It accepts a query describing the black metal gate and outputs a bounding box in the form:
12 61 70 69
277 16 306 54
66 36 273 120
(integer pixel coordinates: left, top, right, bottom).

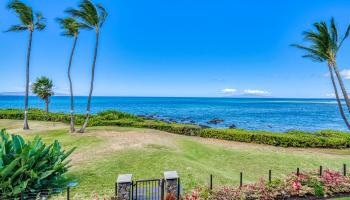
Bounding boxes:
132 178 164 200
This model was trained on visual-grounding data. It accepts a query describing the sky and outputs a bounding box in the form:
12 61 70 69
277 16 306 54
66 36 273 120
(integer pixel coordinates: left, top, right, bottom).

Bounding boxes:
1 0 350 98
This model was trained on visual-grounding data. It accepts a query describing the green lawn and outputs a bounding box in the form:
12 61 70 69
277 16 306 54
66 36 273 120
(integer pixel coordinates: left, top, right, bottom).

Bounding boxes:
1 119 350 199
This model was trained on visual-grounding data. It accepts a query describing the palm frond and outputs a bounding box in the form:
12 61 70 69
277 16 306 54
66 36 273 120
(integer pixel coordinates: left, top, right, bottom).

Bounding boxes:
79 0 98 25
5 24 28 32
65 8 94 29
34 12 46 31
97 4 108 27
339 24 350 49
57 17 93 37
302 54 325 62
292 18 349 64
57 17 77 37
66 0 107 30
330 18 338 43
7 0 33 26
291 44 328 61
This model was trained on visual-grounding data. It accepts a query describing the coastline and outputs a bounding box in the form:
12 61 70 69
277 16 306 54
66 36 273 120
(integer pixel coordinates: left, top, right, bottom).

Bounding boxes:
0 108 349 149
0 96 347 132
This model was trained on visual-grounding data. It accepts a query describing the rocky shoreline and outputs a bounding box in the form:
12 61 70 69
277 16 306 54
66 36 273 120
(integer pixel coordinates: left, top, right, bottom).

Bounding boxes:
137 114 237 129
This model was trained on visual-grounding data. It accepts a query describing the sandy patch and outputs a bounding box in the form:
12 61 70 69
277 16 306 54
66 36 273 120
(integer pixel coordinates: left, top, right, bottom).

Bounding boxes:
0 119 68 134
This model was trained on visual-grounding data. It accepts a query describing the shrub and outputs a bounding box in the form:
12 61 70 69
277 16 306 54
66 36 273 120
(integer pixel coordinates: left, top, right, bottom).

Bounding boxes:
0 129 75 198
204 169 350 200
0 109 350 148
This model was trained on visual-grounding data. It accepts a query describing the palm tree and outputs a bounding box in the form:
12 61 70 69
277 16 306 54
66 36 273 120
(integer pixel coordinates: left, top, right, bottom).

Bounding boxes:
292 18 350 129
57 17 89 133
66 0 108 133
6 0 46 130
31 76 54 113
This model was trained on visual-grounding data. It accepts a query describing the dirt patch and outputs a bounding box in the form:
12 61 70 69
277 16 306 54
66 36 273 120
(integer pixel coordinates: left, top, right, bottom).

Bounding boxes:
0 119 68 134
69 128 180 165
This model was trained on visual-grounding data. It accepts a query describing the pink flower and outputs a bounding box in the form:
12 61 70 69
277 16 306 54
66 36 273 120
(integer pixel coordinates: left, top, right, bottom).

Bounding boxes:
293 181 302 190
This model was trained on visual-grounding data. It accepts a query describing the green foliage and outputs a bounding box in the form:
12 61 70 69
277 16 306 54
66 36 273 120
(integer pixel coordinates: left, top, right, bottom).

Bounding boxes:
0 109 350 148
57 17 89 37
66 0 108 29
0 129 75 198
7 0 46 32
31 76 54 101
292 17 350 63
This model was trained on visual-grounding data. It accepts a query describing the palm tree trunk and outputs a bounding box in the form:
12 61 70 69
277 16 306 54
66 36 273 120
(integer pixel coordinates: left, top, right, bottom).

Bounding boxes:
79 31 99 133
328 65 350 129
68 36 78 133
333 62 350 113
24 31 33 130
45 98 49 113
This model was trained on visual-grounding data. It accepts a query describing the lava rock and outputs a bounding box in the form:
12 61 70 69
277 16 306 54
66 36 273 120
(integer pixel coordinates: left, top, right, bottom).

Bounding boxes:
207 118 224 124
229 124 237 129
199 124 211 129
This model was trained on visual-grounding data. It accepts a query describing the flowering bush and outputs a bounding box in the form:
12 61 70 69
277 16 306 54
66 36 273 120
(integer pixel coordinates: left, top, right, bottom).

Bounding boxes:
320 169 350 195
191 169 350 200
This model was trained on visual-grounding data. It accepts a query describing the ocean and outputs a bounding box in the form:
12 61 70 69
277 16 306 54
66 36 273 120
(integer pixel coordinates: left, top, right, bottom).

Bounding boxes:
0 96 347 132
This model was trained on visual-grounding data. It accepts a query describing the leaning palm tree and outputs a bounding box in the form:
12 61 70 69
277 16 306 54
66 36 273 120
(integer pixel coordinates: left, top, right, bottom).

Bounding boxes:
66 0 107 133
31 76 54 113
6 0 46 130
57 17 89 133
292 18 350 129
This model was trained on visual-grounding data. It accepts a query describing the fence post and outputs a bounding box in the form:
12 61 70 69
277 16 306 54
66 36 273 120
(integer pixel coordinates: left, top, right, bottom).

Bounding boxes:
164 171 180 199
67 186 70 200
268 170 272 183
210 174 213 190
161 179 165 200
344 164 347 176
240 172 243 188
116 174 133 200
297 168 300 176
319 166 323 176
177 178 181 200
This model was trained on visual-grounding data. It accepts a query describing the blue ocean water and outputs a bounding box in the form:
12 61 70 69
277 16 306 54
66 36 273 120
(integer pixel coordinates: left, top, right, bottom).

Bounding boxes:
0 96 347 132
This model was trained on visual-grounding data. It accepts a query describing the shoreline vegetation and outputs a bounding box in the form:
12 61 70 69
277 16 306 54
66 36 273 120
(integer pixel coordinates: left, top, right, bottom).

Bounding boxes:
1 109 350 149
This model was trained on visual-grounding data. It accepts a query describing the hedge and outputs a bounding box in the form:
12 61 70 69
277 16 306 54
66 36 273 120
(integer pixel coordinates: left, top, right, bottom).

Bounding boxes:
0 109 349 149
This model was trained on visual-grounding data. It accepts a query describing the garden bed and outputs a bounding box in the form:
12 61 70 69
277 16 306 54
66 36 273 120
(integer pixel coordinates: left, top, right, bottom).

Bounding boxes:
190 169 350 200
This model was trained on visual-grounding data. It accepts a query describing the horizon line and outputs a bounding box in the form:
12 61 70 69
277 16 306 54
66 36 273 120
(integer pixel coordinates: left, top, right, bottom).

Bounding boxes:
0 94 339 99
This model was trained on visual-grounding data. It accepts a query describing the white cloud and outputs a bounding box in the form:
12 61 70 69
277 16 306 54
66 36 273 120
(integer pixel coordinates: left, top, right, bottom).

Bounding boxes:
341 69 350 79
221 88 237 94
243 89 270 95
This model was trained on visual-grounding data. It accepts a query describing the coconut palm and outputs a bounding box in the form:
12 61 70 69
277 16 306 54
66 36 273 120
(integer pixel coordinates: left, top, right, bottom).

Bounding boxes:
292 18 350 129
31 76 54 113
66 0 108 133
57 17 89 133
6 0 46 130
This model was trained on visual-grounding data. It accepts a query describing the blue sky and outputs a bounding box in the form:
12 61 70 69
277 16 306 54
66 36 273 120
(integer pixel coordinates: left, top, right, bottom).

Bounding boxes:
1 0 350 97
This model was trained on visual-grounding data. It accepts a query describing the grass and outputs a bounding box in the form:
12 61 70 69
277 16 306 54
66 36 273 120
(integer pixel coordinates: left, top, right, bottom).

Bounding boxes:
1 119 350 199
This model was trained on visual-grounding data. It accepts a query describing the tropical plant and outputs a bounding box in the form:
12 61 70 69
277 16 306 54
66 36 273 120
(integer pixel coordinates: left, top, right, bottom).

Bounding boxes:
66 0 107 133
57 17 88 132
31 76 54 113
6 0 46 130
292 18 350 129
0 129 75 198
